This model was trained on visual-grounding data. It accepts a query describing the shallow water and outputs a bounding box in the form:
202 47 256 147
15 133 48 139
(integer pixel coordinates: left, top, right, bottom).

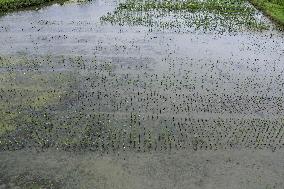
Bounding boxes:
0 0 284 152
0 0 284 188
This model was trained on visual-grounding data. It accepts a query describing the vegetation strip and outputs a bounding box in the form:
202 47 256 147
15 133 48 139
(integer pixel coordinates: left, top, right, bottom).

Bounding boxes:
118 0 254 14
249 0 284 26
101 0 268 32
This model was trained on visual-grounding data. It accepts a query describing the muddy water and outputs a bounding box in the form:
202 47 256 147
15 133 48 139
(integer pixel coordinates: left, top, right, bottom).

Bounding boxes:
0 0 284 188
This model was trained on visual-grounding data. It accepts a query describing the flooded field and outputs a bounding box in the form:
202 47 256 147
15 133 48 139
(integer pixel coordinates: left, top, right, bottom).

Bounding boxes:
0 0 284 188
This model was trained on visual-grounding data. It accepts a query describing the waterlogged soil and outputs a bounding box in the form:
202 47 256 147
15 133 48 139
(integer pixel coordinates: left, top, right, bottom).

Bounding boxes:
0 0 284 188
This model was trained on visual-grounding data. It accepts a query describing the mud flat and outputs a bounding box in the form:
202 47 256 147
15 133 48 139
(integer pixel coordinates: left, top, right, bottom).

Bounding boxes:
0 0 284 188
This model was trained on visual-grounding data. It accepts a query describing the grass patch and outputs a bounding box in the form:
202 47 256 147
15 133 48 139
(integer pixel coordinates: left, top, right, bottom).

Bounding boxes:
249 0 284 26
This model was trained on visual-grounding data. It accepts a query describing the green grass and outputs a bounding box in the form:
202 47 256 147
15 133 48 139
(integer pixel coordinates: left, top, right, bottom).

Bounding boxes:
249 0 284 26
0 0 64 12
